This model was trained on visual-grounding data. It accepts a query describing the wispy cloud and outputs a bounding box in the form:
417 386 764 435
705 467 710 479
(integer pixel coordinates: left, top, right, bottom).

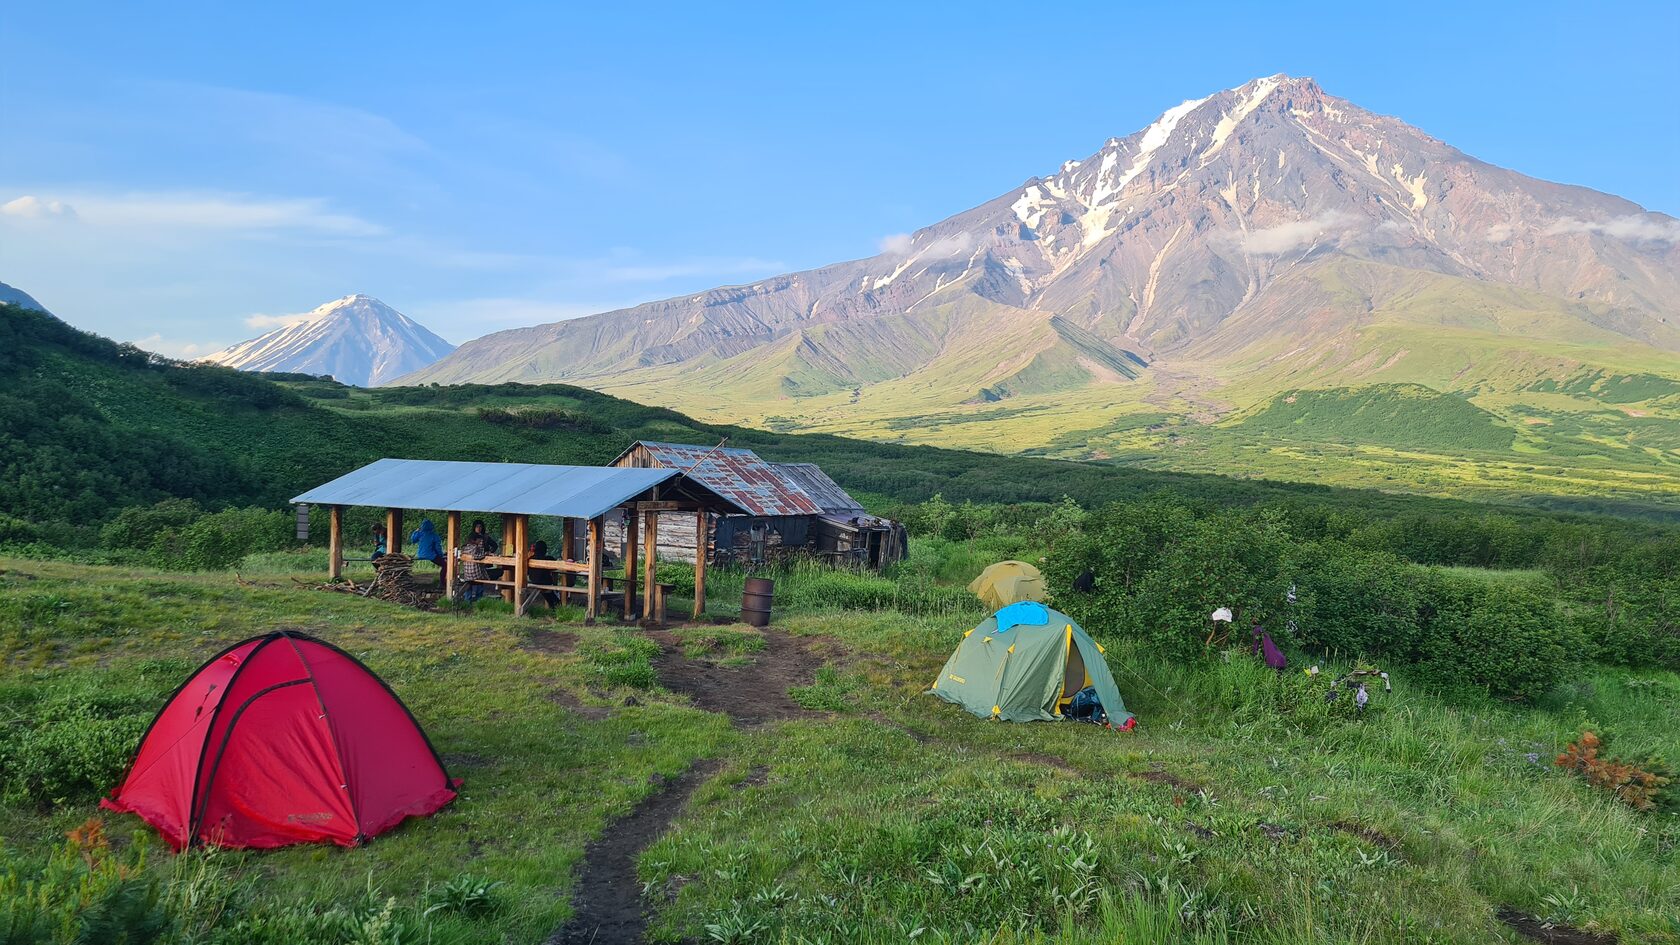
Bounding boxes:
1239 211 1358 254
1 195 77 219
1543 214 1680 243
1485 222 1516 242
244 311 317 329
0 190 383 236
130 333 206 358
879 231 975 259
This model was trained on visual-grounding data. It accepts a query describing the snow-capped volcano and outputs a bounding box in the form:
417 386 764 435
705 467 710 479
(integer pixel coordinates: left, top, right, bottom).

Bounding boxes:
203 295 454 387
399 75 1679 434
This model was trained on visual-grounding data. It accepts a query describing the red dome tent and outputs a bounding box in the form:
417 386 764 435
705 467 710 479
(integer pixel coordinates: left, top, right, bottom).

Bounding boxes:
103 631 457 850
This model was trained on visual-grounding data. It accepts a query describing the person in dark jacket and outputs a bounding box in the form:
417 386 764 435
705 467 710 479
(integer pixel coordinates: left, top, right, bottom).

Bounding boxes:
410 519 444 569
370 524 388 561
469 520 500 554
469 520 501 578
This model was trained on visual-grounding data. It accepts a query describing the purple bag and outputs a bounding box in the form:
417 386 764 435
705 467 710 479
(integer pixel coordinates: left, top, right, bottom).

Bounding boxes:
1251 625 1287 671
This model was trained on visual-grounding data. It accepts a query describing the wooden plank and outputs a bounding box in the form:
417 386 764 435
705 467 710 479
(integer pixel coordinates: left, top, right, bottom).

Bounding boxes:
512 514 529 616
623 509 638 617
499 513 516 603
643 510 658 624
586 517 603 621
387 508 404 556
633 500 684 512
561 517 578 589
444 511 459 599
693 509 707 619
328 505 343 579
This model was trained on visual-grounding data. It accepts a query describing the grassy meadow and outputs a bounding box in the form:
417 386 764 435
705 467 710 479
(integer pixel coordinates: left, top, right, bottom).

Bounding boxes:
3 539 1677 944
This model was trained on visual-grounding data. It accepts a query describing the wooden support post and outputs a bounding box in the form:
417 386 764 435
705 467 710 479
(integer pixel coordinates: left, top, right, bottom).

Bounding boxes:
623 509 638 619
586 516 603 622
328 505 343 579
512 514 529 616
561 517 578 588
642 510 659 625
444 511 459 600
499 513 516 603
386 508 404 556
692 509 708 620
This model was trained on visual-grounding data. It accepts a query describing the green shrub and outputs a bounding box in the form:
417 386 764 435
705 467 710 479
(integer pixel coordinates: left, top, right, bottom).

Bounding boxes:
94 500 291 571
0 672 170 805
1293 544 1424 657
1417 572 1576 702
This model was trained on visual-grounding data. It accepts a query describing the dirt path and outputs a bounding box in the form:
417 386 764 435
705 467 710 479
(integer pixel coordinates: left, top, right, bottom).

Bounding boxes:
1496 908 1617 945
545 760 720 945
646 629 825 726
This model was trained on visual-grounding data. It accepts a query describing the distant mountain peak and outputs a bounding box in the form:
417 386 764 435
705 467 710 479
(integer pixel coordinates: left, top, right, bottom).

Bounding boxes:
203 294 454 387
0 281 53 316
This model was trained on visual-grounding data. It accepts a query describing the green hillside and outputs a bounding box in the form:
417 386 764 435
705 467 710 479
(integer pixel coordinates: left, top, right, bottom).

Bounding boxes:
20 301 1656 549
1237 385 1516 452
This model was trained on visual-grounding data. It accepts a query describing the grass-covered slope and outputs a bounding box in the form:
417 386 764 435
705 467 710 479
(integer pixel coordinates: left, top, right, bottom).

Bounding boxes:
2 555 1676 943
1236 385 1516 452
16 301 1644 546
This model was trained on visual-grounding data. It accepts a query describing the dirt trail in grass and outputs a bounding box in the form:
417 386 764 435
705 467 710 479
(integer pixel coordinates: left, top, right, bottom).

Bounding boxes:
1496 908 1617 945
647 629 825 726
546 759 720 945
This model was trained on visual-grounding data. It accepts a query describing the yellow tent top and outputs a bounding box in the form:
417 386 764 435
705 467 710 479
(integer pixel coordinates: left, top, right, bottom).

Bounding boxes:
968 560 1046 611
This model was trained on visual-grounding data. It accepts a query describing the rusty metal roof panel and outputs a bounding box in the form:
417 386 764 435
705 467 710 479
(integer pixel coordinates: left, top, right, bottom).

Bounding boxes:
629 441 824 516
771 462 866 515
291 458 748 519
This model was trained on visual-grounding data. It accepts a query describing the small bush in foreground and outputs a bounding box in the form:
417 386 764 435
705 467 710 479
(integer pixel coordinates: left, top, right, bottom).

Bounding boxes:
1556 731 1674 813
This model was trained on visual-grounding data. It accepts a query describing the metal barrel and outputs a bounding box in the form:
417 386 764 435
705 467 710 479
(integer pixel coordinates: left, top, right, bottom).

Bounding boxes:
742 577 775 627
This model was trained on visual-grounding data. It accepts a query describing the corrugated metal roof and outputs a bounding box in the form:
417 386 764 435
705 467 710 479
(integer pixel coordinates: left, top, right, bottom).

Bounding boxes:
772 462 865 515
619 441 824 517
290 459 744 519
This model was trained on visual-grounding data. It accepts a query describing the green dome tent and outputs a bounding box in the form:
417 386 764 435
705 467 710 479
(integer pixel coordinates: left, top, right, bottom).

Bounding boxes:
928 602 1133 728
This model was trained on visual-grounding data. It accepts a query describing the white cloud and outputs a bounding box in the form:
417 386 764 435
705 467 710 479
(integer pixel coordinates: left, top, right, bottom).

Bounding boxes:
1239 211 1359 254
0 190 381 235
879 231 975 259
244 311 317 330
131 334 206 358
879 233 914 254
1 195 77 219
1543 214 1680 244
1485 222 1516 243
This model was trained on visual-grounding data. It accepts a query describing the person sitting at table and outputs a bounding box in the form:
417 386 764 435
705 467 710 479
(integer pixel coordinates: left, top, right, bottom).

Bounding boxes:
370 524 388 562
410 518 445 569
530 540 561 608
469 519 501 578
457 535 489 603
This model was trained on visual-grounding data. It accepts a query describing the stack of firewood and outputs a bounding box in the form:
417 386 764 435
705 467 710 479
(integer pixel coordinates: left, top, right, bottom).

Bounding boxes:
369 553 439 609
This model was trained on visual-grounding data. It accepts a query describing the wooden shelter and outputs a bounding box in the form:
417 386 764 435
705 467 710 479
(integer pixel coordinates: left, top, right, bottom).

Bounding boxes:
608 441 906 568
291 459 747 623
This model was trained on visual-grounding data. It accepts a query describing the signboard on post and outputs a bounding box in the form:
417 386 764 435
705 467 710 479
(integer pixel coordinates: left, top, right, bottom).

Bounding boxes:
295 504 310 542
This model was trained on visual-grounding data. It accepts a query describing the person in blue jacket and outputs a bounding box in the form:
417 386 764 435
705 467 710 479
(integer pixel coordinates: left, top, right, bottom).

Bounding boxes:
410 518 445 569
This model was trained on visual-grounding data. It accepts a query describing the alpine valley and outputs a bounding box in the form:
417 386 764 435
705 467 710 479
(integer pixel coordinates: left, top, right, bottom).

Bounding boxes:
396 74 1680 514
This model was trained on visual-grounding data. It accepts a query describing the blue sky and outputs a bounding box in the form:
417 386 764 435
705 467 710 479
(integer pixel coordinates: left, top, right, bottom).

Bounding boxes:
3 0 1677 355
